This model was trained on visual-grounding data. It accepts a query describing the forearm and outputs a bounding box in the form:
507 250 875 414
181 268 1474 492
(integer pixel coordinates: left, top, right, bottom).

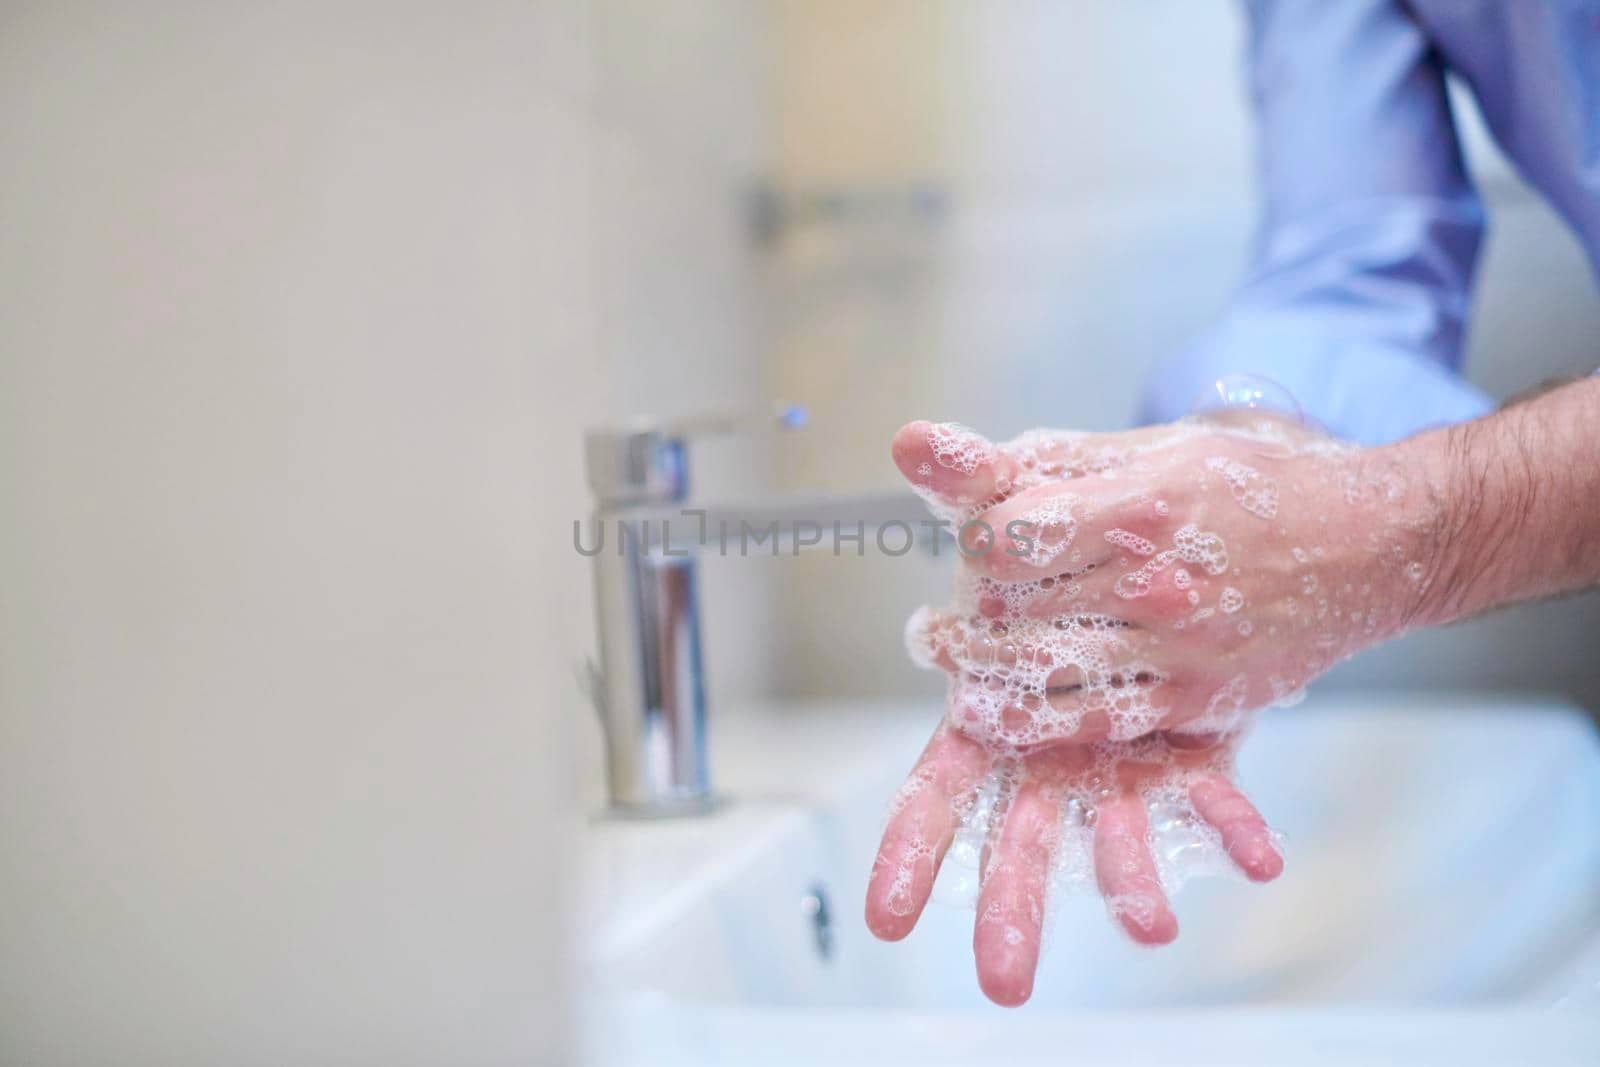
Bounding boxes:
1398 377 1600 626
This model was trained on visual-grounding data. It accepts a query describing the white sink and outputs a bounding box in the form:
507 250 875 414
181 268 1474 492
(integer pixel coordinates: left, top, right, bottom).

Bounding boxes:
581 694 1600 1065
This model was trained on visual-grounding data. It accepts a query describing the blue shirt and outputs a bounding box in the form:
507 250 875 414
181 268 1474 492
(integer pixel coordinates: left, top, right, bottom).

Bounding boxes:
1140 0 1600 444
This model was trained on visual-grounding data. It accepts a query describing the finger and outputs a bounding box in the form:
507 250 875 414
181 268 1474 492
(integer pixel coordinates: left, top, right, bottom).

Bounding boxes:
1161 727 1224 751
1058 669 1180 744
972 773 1061 1007
997 425 1182 480
1028 623 1174 745
865 725 992 941
908 608 1048 679
1010 564 1115 617
904 606 963 674
893 421 1020 510
946 679 1119 749
967 482 1171 583
941 620 1181 747
1093 792 1179 945
1033 552 1204 628
1009 539 1234 640
1001 531 1194 621
1189 774 1283 883
1157 675 1261 742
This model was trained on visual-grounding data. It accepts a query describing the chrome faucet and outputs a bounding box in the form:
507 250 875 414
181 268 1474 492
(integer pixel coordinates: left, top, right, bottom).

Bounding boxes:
582 405 938 817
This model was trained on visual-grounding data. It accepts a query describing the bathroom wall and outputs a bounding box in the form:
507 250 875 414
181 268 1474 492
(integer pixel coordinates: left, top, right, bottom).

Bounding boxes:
546 0 777 807
0 1 770 1062
764 0 1600 709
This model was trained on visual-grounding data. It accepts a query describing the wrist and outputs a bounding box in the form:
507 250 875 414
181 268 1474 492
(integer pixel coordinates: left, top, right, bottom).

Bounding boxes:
1381 414 1536 630
1348 433 1463 634
1314 378 1599 640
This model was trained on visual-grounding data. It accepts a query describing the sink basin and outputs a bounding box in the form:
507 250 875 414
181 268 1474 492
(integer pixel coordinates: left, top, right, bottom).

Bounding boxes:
581 694 1600 1064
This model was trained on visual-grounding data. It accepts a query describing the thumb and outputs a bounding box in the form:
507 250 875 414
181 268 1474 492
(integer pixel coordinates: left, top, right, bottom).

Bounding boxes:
892 420 1018 512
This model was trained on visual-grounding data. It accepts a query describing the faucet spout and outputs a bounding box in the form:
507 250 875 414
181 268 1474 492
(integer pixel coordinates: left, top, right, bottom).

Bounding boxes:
582 405 942 817
609 490 944 556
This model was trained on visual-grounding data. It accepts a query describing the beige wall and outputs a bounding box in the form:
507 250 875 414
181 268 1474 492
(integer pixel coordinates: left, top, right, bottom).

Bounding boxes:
0 1 769 1062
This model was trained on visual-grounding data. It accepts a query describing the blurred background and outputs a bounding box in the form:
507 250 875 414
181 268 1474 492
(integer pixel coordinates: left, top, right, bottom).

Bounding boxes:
755 0 1600 714
3 1 1598 1063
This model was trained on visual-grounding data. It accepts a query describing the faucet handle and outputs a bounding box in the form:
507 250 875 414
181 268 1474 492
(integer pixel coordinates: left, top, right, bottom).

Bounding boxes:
584 403 807 506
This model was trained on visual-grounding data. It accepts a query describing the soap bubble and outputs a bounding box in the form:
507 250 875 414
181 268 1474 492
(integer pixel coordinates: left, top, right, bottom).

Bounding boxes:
895 417 1310 937
1189 374 1313 457
1190 373 1303 422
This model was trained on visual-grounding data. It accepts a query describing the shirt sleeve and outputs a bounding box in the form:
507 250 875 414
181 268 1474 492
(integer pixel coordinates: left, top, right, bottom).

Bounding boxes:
1139 0 1495 445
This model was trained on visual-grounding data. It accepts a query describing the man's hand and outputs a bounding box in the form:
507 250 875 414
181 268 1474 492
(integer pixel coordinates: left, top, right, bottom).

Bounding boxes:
864 720 1281 1007
867 379 1600 1007
897 414 1442 746
871 414 1374 1006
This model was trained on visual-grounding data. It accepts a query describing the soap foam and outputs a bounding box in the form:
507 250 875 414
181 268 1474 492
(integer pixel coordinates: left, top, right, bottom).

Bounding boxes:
897 424 1279 929
927 724 1269 920
926 421 994 476
889 410 1423 942
1204 456 1280 519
